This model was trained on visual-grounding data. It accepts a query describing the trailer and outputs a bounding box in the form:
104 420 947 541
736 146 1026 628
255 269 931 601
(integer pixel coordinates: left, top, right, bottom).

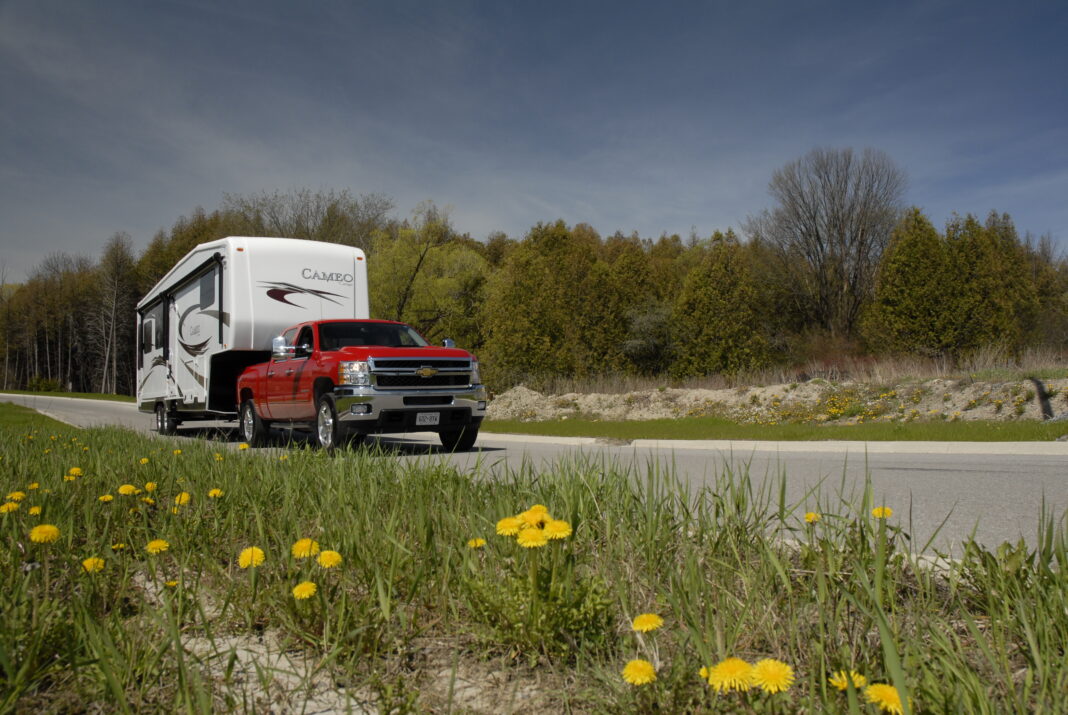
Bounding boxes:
136 236 368 433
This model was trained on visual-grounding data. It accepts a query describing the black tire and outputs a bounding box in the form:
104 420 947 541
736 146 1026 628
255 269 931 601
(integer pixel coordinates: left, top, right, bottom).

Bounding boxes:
155 403 177 436
239 400 269 446
315 393 341 450
439 424 479 452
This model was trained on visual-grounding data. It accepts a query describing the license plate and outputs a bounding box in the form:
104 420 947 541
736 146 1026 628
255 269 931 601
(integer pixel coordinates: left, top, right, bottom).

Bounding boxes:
416 412 440 426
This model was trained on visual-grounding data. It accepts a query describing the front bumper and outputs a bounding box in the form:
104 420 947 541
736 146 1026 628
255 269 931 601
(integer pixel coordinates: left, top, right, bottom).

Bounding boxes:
333 384 488 432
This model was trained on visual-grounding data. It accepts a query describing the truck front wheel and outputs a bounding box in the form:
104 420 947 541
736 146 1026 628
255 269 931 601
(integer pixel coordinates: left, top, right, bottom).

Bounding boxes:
316 394 341 450
239 400 269 446
439 424 479 452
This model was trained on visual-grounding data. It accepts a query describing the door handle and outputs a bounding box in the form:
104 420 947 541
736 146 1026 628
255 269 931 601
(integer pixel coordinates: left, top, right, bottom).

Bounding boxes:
267 371 274 377
285 369 294 376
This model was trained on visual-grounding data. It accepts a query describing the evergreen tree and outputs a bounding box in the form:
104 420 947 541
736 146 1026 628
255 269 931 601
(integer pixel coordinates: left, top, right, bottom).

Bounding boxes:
670 237 769 377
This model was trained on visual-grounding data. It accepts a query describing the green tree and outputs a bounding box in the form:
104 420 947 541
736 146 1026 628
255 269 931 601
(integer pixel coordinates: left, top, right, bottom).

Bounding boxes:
864 208 958 356
670 237 770 377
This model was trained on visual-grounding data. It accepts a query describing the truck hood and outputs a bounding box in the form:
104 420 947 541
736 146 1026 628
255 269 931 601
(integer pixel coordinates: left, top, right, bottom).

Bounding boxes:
331 346 475 360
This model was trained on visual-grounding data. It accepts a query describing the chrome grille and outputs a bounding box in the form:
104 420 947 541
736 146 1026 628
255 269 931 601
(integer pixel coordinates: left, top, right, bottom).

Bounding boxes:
370 357 472 390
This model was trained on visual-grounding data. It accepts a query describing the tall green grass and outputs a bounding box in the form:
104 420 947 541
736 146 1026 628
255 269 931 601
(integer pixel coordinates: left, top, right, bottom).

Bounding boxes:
1 403 1065 712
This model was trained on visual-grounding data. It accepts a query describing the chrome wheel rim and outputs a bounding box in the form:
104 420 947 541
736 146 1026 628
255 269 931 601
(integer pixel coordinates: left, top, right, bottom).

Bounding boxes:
242 407 253 440
317 403 333 447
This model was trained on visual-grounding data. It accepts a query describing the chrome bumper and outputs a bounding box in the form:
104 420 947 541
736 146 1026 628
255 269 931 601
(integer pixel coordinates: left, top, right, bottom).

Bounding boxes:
333 385 488 424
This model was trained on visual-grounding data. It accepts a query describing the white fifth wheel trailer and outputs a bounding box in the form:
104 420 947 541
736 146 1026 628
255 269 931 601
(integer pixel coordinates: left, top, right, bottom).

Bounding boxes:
136 236 368 432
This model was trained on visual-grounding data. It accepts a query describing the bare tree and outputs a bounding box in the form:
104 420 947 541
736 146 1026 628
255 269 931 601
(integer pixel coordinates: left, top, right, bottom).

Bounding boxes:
222 189 394 251
746 147 906 339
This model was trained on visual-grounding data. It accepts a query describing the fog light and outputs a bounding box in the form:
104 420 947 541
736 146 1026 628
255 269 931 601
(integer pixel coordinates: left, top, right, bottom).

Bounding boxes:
350 404 372 415
477 401 487 410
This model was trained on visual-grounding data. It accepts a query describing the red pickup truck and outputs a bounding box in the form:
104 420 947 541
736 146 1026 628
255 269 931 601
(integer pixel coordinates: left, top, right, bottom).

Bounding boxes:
235 319 487 450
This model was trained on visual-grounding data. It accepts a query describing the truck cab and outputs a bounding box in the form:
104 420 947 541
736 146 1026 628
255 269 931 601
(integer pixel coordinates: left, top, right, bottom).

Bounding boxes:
236 319 487 450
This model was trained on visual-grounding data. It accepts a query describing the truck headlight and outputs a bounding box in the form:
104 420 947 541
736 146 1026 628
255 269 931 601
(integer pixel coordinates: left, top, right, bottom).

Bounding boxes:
339 361 370 386
470 359 481 385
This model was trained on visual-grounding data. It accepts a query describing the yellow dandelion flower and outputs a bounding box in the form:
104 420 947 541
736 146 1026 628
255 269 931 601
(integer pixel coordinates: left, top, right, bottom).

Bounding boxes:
146 539 169 554
29 524 60 544
164 580 178 588
238 442 250 450
128 507 140 515
99 494 114 503
6 491 26 502
518 507 549 528
112 543 126 551
291 538 320 559
317 550 343 568
82 557 105 573
142 497 155 506
516 527 549 548
467 538 487 549
495 516 522 536
279 455 288 461
63 474 76 481
172 449 182 455
117 484 138 496
752 658 794 694
139 457 149 465
238 546 265 568
144 482 157 492
865 683 906 714
622 659 657 686
27 482 39 490
527 504 549 515
214 454 224 461
29 506 41 515
631 613 664 632
543 519 572 540
872 506 893 519
829 670 868 691
68 467 83 477
207 488 223 498
174 492 191 505
804 511 821 523
292 581 317 600
0 502 19 513
705 657 753 693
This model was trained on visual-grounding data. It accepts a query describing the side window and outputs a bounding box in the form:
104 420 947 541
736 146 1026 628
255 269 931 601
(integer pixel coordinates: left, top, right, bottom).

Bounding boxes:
199 270 216 308
283 328 298 346
295 327 313 354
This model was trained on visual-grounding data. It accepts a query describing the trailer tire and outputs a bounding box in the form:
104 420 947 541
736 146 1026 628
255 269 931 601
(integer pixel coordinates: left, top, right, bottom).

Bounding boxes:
239 400 269 446
315 394 341 450
155 403 178 436
439 424 479 452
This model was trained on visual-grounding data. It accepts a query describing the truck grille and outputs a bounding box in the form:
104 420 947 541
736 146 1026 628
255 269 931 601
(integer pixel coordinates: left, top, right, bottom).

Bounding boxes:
370 357 472 390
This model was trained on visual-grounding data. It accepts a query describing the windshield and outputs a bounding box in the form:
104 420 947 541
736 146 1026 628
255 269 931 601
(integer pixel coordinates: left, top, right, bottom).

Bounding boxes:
318 322 429 350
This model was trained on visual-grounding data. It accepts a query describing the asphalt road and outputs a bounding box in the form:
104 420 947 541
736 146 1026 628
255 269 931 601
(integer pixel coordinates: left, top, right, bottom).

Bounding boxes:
3 392 1066 553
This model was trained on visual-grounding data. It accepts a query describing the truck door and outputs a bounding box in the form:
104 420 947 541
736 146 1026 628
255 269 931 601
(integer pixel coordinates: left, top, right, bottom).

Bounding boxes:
265 325 313 420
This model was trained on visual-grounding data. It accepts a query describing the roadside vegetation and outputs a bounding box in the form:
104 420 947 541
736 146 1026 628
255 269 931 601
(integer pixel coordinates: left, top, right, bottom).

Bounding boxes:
483 415 1068 442
3 402 1066 713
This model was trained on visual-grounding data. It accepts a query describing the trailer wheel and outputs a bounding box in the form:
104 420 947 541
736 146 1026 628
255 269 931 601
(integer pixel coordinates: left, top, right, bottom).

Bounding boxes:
316 394 340 450
439 424 479 452
155 403 178 436
239 400 269 446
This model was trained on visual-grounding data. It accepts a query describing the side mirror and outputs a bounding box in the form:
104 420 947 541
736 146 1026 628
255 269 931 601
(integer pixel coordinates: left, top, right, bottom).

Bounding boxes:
272 336 295 361
443 338 456 348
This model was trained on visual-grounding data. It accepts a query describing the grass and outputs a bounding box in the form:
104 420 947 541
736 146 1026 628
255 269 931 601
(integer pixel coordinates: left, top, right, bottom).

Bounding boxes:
0 389 135 402
2 401 1067 712
484 415 1068 442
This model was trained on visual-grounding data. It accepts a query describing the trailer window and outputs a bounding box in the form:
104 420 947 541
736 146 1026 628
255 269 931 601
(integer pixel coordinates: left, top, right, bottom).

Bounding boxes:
141 303 164 353
199 270 216 308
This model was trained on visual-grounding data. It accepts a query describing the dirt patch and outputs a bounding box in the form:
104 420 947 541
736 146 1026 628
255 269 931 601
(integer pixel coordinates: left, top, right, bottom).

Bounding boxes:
487 377 1068 426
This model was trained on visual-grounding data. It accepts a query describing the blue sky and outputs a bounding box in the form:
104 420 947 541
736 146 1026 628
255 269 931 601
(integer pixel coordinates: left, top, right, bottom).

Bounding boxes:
2 0 1066 281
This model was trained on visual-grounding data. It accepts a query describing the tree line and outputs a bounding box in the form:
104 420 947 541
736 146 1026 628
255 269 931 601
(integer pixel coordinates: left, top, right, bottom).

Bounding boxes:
2 148 1066 395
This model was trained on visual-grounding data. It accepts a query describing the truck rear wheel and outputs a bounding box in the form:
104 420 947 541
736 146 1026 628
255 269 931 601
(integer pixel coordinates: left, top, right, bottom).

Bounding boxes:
316 394 341 450
439 424 479 452
239 400 269 446
155 403 178 436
